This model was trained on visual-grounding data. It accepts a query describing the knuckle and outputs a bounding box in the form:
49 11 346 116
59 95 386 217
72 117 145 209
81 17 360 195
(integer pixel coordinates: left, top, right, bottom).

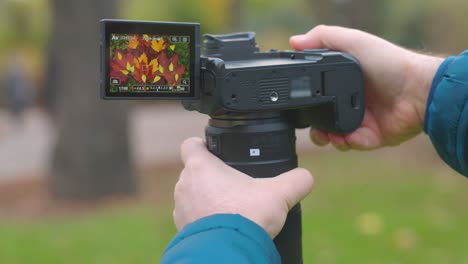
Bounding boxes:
313 24 329 34
181 137 202 150
297 168 312 179
296 168 314 186
186 156 205 172
174 179 185 200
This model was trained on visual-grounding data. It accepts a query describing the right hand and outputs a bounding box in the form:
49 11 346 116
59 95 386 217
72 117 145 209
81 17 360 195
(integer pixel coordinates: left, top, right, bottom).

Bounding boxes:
290 25 444 151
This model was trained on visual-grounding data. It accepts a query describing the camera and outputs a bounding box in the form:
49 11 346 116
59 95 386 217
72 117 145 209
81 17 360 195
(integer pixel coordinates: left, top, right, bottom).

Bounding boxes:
100 19 364 134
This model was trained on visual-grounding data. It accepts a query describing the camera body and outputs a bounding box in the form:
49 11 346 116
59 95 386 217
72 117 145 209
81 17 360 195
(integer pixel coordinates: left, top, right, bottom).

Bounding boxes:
101 19 365 134
185 32 364 133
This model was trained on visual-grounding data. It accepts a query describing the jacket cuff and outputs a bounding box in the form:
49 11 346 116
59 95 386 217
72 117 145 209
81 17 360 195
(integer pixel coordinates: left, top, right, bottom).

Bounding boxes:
423 50 468 176
424 56 456 133
164 214 279 261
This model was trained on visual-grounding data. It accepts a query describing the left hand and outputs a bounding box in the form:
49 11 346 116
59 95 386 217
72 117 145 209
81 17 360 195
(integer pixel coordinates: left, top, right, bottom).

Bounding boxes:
173 137 314 238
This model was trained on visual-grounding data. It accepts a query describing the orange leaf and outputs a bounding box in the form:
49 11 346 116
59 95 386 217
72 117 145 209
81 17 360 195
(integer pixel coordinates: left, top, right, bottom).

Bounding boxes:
128 35 139 49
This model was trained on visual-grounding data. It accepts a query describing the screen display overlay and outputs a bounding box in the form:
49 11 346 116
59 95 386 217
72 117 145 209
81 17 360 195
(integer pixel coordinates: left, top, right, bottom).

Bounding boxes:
109 34 191 95
101 20 199 99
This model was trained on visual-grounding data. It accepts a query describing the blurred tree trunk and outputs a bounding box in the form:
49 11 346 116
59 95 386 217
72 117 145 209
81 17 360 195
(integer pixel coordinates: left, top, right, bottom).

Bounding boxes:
49 0 136 200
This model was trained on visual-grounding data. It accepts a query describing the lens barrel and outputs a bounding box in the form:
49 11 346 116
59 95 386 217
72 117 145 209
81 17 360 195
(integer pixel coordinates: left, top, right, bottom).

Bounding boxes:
206 116 302 264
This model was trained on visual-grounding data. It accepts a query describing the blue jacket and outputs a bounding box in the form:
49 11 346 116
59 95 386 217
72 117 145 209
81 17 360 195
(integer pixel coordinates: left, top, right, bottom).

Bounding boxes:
161 51 468 264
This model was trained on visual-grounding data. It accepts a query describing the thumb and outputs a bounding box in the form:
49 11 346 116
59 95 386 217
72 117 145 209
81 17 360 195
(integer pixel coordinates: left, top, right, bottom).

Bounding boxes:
290 25 363 53
180 137 221 166
290 25 340 51
268 168 314 210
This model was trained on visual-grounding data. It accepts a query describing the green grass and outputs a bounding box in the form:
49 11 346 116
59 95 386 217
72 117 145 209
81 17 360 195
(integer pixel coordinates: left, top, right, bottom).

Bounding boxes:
300 152 468 264
0 208 175 264
0 152 467 264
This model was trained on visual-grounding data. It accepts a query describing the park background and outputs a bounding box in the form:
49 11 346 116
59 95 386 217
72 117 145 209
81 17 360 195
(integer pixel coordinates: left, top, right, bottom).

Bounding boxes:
0 0 467 263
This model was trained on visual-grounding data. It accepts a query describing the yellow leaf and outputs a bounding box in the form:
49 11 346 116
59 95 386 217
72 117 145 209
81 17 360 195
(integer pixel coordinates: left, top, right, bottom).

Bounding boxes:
139 53 148 64
153 76 161 83
149 59 159 73
169 63 174 72
117 52 123 60
356 212 383 236
142 75 147 83
120 70 129 75
170 44 176 51
159 65 164 74
175 73 179 82
151 38 166 52
126 62 135 73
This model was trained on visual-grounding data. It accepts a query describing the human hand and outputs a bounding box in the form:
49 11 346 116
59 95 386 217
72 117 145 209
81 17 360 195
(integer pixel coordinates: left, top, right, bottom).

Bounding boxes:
173 137 314 238
290 25 444 151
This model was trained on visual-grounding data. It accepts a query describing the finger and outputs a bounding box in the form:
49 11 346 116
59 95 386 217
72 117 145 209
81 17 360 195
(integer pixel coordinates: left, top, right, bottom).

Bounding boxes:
310 129 330 146
290 25 367 53
180 137 219 166
344 127 384 150
269 168 314 210
290 25 352 51
328 134 351 151
289 33 322 50
342 110 384 150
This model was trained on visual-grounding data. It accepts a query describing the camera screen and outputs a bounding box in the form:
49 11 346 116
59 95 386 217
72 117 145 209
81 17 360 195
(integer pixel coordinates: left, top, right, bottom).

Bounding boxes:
101 20 199 99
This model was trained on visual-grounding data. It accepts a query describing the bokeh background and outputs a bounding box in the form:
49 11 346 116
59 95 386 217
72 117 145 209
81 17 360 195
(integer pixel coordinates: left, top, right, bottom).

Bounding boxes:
0 0 467 263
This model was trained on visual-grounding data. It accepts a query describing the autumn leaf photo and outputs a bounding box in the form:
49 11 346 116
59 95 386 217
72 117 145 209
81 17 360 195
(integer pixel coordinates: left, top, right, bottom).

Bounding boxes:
109 34 190 91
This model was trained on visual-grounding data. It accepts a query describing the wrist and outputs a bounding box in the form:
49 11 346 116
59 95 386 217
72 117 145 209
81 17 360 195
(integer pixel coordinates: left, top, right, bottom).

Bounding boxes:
405 52 444 129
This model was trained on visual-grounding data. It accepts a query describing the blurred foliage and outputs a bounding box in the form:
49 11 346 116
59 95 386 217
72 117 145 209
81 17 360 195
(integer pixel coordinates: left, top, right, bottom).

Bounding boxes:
1 152 467 263
0 0 467 57
0 0 467 105
0 0 467 96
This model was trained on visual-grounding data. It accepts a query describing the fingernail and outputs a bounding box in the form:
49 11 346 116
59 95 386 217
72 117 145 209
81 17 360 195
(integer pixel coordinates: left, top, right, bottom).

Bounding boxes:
290 34 305 42
332 141 350 152
311 132 328 145
316 132 329 142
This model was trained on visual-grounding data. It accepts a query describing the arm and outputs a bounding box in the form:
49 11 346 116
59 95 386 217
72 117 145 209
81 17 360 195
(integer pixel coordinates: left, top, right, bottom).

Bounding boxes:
425 51 468 176
161 214 280 264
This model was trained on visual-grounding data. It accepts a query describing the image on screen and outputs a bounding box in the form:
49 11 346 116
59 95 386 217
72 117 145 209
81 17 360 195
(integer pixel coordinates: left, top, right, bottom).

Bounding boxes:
108 34 191 94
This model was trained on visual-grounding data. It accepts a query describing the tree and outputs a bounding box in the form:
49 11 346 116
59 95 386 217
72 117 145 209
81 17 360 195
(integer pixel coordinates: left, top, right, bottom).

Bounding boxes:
49 0 137 200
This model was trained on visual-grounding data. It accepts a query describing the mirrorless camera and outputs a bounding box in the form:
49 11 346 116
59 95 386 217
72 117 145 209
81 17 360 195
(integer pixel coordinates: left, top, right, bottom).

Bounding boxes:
100 19 364 133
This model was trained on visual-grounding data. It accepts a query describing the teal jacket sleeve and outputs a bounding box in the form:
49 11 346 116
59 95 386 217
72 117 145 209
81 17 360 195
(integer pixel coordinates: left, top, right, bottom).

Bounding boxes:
425 50 468 176
161 214 280 264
